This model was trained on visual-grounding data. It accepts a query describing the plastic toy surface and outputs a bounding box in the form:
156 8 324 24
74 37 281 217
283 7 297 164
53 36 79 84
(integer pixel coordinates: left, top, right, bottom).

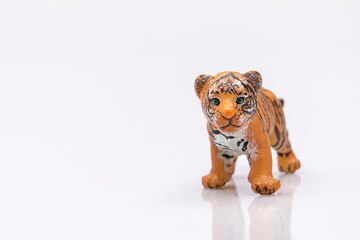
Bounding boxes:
195 71 301 195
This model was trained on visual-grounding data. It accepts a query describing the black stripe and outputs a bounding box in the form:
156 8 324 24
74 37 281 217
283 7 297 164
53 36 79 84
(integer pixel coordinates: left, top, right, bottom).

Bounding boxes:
237 139 244 147
275 133 286 151
242 141 249 151
211 126 234 139
208 132 214 139
273 126 281 147
277 150 292 157
222 154 234 159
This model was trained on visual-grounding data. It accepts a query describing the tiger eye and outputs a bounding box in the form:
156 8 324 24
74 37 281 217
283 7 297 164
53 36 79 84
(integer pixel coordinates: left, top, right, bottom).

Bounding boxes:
211 98 220 106
236 97 245 104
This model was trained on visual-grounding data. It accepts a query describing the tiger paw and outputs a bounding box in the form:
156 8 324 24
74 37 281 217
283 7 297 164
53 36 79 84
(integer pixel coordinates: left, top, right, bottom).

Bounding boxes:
278 151 301 173
202 173 229 189
250 175 281 195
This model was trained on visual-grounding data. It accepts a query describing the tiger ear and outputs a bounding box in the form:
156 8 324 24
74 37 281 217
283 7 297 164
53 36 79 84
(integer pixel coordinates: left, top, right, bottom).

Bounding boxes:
194 74 213 98
243 71 262 95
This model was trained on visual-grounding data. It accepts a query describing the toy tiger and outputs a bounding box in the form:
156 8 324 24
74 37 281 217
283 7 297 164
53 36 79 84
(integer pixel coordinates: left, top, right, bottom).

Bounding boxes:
194 71 301 195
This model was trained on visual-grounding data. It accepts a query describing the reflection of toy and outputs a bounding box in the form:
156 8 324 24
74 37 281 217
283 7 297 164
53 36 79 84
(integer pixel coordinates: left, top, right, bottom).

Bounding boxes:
202 175 301 239
195 71 301 194
249 174 301 239
202 180 244 240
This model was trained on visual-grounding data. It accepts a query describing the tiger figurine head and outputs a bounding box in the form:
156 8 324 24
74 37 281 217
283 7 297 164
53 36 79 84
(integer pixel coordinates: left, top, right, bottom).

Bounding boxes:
194 71 301 195
195 71 261 135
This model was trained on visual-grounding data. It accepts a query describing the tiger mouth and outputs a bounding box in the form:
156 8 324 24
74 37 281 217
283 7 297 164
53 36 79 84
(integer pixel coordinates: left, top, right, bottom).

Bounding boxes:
219 122 242 129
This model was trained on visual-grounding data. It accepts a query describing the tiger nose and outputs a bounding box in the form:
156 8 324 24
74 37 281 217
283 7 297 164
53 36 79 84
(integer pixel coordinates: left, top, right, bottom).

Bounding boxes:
222 109 235 119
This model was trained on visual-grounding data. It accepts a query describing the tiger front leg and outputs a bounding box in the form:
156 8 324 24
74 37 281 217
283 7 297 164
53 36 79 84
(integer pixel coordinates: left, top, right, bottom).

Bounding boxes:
202 141 236 189
247 136 281 195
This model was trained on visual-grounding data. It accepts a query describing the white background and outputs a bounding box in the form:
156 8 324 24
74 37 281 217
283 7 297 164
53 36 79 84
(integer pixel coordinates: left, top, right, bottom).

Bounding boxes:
0 0 360 239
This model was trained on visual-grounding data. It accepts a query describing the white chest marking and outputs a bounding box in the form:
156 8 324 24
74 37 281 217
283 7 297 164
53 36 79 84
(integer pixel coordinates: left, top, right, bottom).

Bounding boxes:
210 126 259 173
212 130 249 156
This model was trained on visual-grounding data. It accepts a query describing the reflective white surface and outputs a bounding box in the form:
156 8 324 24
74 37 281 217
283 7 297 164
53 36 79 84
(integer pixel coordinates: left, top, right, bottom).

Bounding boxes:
0 0 360 239
203 174 300 240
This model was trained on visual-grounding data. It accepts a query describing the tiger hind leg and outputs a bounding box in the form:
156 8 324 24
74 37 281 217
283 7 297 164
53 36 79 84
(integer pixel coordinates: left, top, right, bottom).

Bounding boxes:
277 150 301 173
272 128 301 174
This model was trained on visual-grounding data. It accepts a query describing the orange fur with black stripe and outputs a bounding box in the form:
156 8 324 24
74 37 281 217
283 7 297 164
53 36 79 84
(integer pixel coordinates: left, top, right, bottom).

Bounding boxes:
195 71 300 195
